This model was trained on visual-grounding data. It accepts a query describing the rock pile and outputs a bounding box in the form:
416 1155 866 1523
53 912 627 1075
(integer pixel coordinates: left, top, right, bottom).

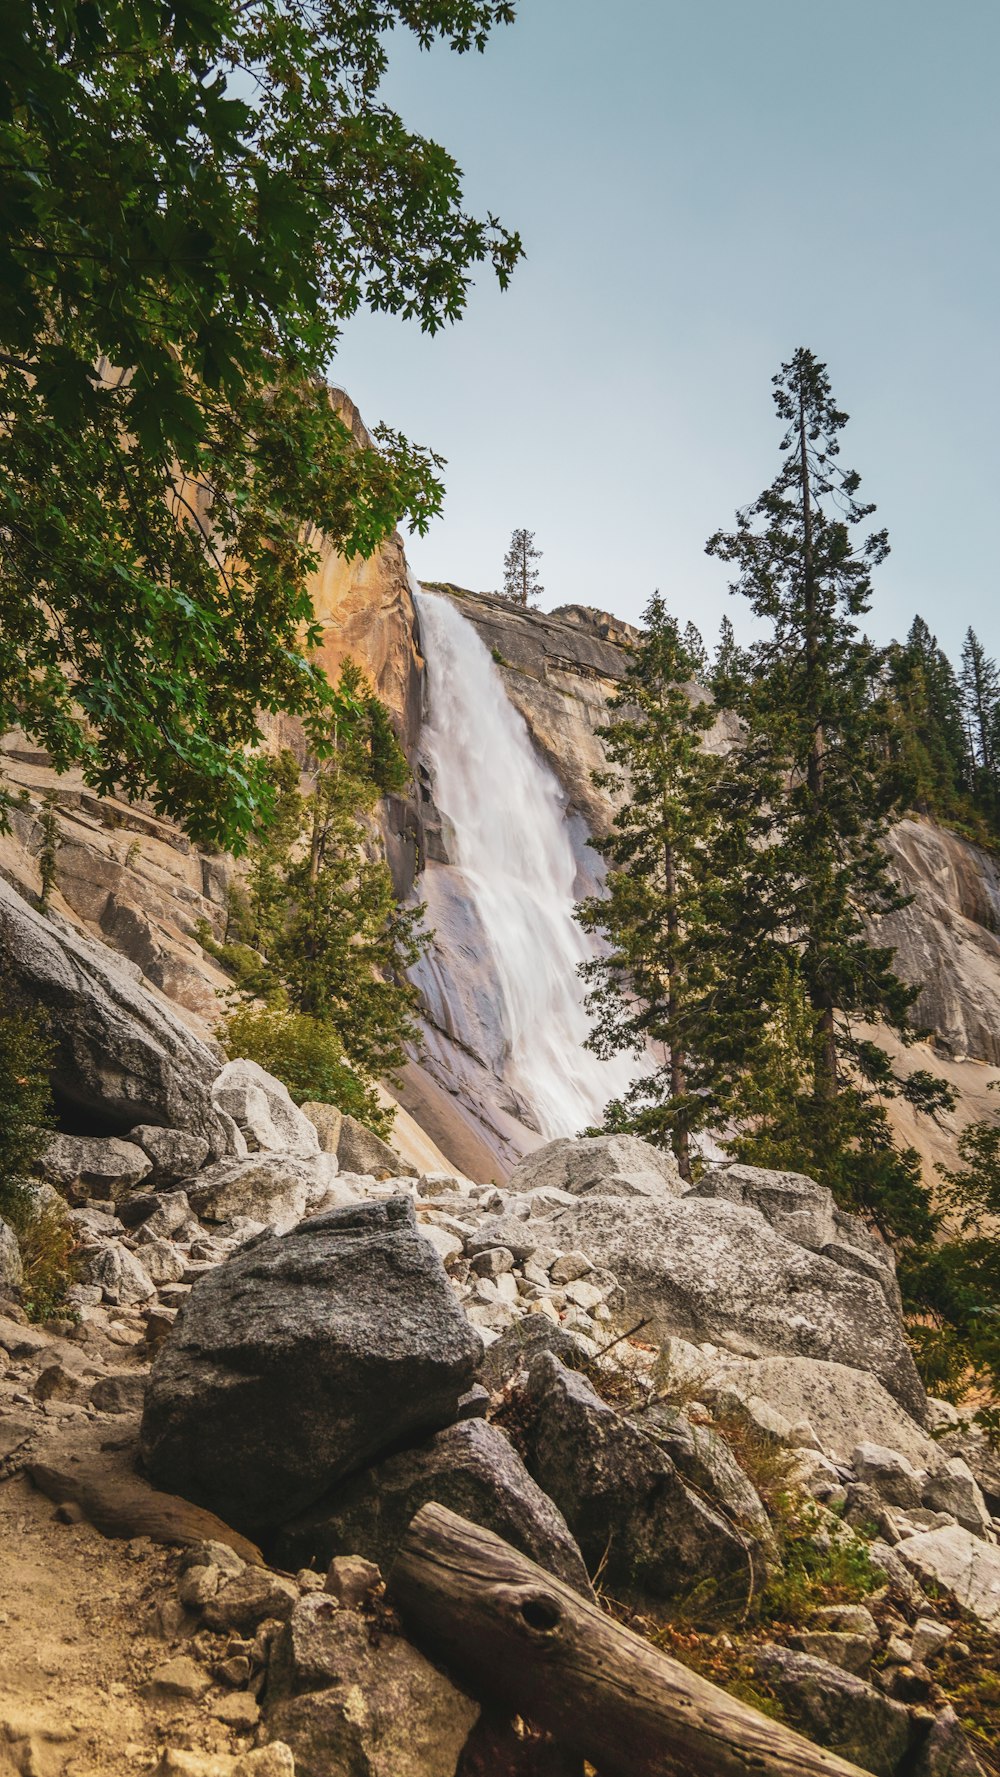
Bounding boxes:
3 1089 999 1775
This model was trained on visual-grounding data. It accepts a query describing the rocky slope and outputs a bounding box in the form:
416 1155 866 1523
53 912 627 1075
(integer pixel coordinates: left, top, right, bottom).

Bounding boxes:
3 1020 1000 1774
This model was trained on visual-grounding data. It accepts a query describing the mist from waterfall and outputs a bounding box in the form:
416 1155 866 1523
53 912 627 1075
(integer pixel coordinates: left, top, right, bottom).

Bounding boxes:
413 588 638 1140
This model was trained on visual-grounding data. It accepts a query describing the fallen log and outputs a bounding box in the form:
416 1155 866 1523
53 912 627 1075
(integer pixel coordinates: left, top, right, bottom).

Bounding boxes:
389 1503 872 1777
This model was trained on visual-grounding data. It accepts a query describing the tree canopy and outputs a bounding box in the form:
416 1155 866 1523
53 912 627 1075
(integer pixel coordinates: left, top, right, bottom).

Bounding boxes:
0 0 521 846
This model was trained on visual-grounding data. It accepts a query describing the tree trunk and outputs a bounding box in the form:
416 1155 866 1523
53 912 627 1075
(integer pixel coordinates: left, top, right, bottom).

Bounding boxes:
797 365 836 1106
390 1504 870 1777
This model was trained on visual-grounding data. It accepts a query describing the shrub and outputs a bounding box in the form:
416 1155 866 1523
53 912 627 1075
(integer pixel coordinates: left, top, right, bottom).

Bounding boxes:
219 1003 394 1138
0 985 74 1319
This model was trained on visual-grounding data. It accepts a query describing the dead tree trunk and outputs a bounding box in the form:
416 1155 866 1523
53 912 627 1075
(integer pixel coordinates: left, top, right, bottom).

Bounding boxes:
390 1504 870 1777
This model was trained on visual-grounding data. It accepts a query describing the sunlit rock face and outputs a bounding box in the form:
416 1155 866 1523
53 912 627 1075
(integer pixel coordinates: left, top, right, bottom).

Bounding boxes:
876 818 1000 1066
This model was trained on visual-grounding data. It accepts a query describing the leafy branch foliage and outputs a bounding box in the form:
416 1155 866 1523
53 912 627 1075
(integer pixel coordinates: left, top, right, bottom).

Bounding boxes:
0 0 521 846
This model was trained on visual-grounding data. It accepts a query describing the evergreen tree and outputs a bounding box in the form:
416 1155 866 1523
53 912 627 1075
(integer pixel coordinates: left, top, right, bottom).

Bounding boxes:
710 614 749 699
502 529 544 606
704 349 951 1232
682 622 709 678
882 617 969 820
577 594 721 1178
207 664 425 1094
960 629 1000 816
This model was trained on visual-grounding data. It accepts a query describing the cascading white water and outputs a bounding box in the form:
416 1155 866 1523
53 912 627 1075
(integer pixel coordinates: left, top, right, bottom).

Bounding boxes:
413 588 637 1139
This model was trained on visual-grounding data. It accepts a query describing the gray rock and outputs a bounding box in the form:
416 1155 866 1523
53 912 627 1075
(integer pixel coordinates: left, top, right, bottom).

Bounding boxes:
130 1125 210 1186
476 1317 592 1394
325 1555 381 1609
141 1198 483 1534
133 1189 195 1240
787 1632 873 1676
0 874 236 1155
211 1059 321 1160
465 1218 540 1264
89 1371 147 1414
895 1526 1000 1631
508 1133 683 1203
693 1354 942 1470
202 1568 299 1634
634 1404 775 1562
911 1706 987 1776
336 1114 417 1178
0 1219 23 1292
545 1193 926 1421
922 1458 993 1537
751 1644 911 1776
134 1235 187 1286
518 1354 756 1614
186 1154 325 1234
38 1133 152 1200
277 1417 592 1596
299 1102 343 1155
939 1424 1000 1515
852 1441 925 1509
267 1607 478 1777
81 1241 156 1304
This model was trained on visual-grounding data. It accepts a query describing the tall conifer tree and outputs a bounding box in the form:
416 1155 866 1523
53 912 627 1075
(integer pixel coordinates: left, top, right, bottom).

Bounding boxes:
705 349 950 1230
577 596 721 1177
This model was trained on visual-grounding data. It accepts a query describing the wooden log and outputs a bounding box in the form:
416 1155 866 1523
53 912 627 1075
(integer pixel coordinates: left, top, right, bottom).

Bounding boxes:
389 1503 872 1777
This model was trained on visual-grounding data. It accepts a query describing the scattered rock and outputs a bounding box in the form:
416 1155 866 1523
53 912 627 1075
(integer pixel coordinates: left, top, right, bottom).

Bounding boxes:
910 1706 988 1776
267 1609 478 1777
325 1556 382 1609
89 1371 147 1415
911 1618 952 1663
299 1103 343 1155
787 1632 873 1676
896 1526 1000 1631
210 1692 260 1731
278 1418 592 1596
39 1133 152 1200
203 1568 299 1634
185 1156 319 1235
0 1219 23 1291
130 1125 211 1185
635 1404 775 1564
692 1354 941 1469
546 1193 926 1420
518 1354 755 1613
508 1133 683 1203
143 1655 211 1700
922 1459 993 1538
852 1442 925 1510
476 1319 591 1394
141 1198 483 1534
212 1060 321 1161
80 1241 156 1304
336 1114 417 1179
751 1644 912 1777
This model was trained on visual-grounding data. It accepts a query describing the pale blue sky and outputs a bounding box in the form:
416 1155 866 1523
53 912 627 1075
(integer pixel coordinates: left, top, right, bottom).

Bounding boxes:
335 0 1000 664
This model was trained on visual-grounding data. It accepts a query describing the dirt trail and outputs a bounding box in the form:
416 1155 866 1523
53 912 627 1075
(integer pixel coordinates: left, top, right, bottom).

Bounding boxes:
0 1471 217 1777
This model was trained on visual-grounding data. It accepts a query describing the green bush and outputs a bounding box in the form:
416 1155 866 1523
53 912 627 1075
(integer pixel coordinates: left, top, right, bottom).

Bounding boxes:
219 1003 394 1139
0 984 74 1319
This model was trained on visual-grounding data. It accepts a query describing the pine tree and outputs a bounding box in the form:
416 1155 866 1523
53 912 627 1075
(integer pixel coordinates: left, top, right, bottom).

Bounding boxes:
704 349 951 1233
502 529 544 606
883 616 969 820
710 614 748 698
682 622 709 678
960 629 1000 816
577 594 721 1178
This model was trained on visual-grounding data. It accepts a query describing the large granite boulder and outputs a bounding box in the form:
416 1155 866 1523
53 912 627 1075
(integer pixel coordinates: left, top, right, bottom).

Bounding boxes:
896 1526 1000 1632
141 1198 483 1535
185 1154 349 1235
336 1114 417 1179
508 1133 683 1203
211 1059 321 1160
545 1192 926 1422
751 1644 912 1777
277 1417 592 1596
0 875 236 1154
38 1133 152 1200
517 1354 758 1614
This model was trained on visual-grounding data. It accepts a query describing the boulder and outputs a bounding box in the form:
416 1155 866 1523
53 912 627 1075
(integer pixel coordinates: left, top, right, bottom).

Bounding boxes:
688 1166 902 1311
0 874 235 1154
0 1218 22 1292
299 1102 343 1155
130 1125 210 1185
141 1198 483 1534
336 1114 417 1179
895 1526 1000 1631
518 1354 757 1614
939 1424 1000 1514
38 1133 152 1200
911 1707 988 1776
211 1060 321 1160
851 1442 926 1510
476 1318 591 1394
634 1404 776 1560
277 1418 592 1596
687 1353 942 1470
751 1644 911 1777
508 1133 683 1203
186 1155 323 1234
80 1241 156 1304
922 1458 993 1538
546 1194 926 1421
267 1608 478 1777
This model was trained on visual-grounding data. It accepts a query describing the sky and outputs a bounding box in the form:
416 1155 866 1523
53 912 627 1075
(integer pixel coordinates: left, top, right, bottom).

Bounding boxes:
333 0 1000 664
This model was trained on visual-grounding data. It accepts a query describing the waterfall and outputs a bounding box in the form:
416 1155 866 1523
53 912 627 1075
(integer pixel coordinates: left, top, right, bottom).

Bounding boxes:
413 588 637 1141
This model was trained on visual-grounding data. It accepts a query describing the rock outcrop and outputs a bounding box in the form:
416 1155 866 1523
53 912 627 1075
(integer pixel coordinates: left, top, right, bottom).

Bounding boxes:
140 1198 483 1534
